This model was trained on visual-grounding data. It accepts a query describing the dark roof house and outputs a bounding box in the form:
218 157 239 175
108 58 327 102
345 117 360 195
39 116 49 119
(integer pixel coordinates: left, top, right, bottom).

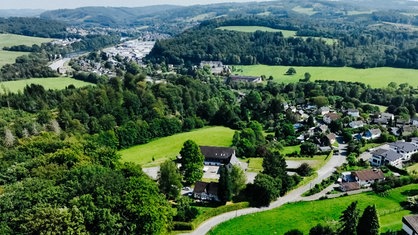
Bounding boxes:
200 146 236 165
193 181 220 201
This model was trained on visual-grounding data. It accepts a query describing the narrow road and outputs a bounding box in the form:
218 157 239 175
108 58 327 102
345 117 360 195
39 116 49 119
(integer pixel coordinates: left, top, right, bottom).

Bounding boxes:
185 144 347 235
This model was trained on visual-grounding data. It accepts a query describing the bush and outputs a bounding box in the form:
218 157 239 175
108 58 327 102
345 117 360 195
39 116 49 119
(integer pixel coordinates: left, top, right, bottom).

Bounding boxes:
172 221 194 231
296 163 314 176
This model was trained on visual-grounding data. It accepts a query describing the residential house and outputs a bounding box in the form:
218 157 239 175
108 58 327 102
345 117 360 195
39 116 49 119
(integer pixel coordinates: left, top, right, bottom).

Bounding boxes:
389 141 418 161
346 109 360 118
370 148 403 168
402 125 417 136
373 112 394 125
193 181 220 201
200 61 229 75
326 133 337 145
314 124 328 134
323 113 341 124
229 75 262 83
364 128 382 140
349 120 364 129
397 117 411 126
382 112 395 121
412 117 418 127
199 146 237 166
403 215 418 235
352 169 385 187
339 169 385 191
318 106 330 115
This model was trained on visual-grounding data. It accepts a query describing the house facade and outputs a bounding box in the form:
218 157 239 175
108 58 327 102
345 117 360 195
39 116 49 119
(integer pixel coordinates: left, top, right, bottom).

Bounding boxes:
193 181 220 201
370 148 403 168
403 215 418 235
364 128 382 140
323 113 341 124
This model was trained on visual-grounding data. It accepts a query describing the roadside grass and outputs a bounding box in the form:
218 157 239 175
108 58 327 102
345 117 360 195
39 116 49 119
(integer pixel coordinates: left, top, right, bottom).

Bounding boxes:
208 184 418 235
0 77 94 94
232 65 418 88
0 34 52 67
119 126 235 167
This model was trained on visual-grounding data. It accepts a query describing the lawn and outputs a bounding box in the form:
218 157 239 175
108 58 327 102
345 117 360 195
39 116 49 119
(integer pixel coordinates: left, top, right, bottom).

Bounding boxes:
0 34 52 67
232 65 418 88
292 6 317 16
245 158 263 173
407 163 418 174
119 126 235 167
209 184 418 235
281 145 301 155
0 77 94 94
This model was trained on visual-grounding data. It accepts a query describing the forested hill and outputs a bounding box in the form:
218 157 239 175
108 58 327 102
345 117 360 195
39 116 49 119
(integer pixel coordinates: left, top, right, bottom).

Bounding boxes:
0 17 68 38
40 5 182 27
145 16 418 69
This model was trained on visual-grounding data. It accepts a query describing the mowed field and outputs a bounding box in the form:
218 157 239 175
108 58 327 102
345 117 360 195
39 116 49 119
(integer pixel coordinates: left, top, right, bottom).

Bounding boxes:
217 26 337 45
233 65 418 88
0 77 94 94
209 184 418 235
119 126 235 167
0 34 52 67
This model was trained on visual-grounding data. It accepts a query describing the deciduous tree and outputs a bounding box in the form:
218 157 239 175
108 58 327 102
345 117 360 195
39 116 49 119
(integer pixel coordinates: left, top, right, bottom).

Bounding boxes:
158 160 182 200
179 140 204 185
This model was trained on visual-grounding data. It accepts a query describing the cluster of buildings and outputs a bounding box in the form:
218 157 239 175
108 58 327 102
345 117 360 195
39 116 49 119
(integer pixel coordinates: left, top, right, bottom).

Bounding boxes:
370 139 418 168
102 40 155 65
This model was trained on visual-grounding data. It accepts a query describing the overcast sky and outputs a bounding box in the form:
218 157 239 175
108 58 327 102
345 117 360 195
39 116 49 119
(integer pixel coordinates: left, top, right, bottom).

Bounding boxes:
0 0 267 9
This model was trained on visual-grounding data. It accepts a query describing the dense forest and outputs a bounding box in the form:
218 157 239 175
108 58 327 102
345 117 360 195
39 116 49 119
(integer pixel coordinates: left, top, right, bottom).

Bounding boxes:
146 16 418 69
0 17 68 38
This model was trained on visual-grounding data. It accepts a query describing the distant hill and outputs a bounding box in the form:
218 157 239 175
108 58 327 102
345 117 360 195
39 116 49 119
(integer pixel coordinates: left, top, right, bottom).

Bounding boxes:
0 9 45 18
40 5 182 27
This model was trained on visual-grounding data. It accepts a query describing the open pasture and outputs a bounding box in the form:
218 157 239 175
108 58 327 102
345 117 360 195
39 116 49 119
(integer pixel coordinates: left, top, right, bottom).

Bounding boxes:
233 65 418 88
119 126 235 167
0 77 93 94
209 184 418 235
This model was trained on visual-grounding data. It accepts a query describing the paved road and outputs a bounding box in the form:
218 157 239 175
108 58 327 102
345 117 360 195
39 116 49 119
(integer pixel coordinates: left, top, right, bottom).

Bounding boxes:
185 144 347 235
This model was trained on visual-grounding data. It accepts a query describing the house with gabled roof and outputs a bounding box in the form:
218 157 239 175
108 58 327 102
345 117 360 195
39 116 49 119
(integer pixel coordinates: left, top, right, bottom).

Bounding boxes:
340 169 385 191
346 109 360 118
389 141 418 161
370 148 403 168
364 128 382 140
403 215 418 235
349 120 364 129
323 113 341 124
199 146 237 166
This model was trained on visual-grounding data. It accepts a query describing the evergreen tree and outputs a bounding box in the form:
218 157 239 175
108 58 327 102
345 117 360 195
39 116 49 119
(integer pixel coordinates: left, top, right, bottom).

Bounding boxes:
357 205 380 235
218 165 232 202
179 140 204 185
338 201 360 235
158 160 182 200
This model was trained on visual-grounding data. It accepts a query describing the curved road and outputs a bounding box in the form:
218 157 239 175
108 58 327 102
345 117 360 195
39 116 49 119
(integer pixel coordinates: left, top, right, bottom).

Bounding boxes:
183 144 347 235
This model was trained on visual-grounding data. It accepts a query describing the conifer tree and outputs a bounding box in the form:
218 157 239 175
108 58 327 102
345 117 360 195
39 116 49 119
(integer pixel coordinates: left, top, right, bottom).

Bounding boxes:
338 201 359 235
357 205 380 235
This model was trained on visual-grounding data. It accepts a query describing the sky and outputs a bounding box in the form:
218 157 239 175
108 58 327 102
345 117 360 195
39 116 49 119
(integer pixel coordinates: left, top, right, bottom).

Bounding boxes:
0 0 267 9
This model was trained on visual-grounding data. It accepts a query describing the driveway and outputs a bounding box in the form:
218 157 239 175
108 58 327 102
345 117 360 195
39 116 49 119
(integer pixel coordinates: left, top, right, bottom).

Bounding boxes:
184 143 348 235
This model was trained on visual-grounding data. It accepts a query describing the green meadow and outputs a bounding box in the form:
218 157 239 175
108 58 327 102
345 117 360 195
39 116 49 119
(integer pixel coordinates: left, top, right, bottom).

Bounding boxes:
233 65 418 88
209 184 418 235
0 77 94 94
0 34 52 67
217 26 337 45
119 126 235 167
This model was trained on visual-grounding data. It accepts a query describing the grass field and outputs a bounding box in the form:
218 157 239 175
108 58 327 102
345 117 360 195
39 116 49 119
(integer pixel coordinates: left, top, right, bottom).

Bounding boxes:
217 26 337 45
281 145 301 155
245 158 263 172
0 34 52 67
292 6 317 16
209 184 418 235
232 65 418 88
119 126 235 167
0 77 94 94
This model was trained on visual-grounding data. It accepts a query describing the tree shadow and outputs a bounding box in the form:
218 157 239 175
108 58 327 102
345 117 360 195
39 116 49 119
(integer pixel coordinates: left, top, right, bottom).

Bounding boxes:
401 189 418 196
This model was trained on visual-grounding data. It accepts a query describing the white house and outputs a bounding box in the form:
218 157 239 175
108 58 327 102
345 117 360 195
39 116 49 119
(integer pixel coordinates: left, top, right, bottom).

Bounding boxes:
347 109 360 117
318 106 330 115
349 120 364 129
370 148 403 168
364 128 382 140
352 169 385 187
403 215 418 235
389 141 418 161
